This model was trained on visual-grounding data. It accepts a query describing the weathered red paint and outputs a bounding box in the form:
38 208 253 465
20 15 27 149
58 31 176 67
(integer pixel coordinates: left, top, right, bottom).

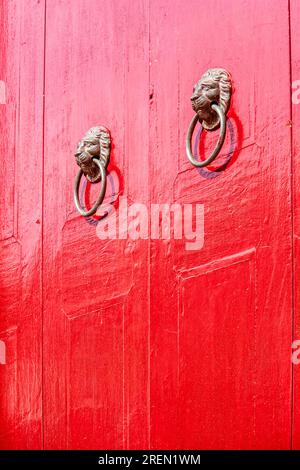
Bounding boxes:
149 0 296 450
0 0 299 450
291 0 300 450
0 0 44 449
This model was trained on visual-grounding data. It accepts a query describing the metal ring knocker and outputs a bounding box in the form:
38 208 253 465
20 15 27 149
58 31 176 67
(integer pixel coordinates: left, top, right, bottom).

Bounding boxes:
74 158 107 217
186 68 232 168
73 126 111 217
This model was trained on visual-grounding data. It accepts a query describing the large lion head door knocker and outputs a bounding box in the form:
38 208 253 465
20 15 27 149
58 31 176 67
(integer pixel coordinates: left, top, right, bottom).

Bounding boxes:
186 68 232 167
73 126 111 217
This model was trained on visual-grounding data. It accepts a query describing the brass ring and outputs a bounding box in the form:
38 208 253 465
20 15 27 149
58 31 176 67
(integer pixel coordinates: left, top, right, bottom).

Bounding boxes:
186 103 226 167
73 158 107 217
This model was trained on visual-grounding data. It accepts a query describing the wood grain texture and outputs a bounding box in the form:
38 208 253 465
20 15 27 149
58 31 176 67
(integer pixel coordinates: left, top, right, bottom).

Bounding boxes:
149 0 293 449
0 0 298 450
290 0 300 450
0 0 44 449
42 0 150 449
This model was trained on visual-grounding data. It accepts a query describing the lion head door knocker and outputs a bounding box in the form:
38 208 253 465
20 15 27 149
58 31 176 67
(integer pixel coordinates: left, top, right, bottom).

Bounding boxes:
186 68 232 167
73 126 111 216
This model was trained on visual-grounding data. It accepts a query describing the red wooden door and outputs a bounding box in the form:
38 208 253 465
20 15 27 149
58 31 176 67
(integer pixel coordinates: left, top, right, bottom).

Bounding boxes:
0 0 299 450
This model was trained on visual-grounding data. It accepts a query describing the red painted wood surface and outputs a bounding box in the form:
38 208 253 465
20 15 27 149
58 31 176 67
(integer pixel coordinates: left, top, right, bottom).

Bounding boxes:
42 0 149 449
0 0 44 449
291 0 300 450
149 0 293 449
0 0 298 450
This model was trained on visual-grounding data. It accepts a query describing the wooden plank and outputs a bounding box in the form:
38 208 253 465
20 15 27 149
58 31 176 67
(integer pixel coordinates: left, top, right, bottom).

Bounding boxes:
0 0 44 449
42 0 150 449
149 0 293 449
290 0 300 450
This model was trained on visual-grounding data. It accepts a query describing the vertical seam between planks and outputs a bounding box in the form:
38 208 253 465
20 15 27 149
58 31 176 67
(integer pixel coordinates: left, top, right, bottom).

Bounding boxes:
41 0 47 450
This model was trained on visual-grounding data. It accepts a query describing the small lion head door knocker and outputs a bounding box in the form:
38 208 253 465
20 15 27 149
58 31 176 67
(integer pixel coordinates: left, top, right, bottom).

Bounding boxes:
73 126 111 217
186 68 232 167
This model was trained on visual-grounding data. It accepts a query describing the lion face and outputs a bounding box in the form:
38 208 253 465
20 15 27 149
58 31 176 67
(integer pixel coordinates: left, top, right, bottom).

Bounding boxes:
190 68 231 131
75 126 110 183
76 135 100 159
75 137 101 182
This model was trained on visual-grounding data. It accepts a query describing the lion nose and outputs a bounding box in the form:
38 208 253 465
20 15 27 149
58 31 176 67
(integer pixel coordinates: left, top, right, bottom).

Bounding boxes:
76 150 90 162
191 94 197 102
